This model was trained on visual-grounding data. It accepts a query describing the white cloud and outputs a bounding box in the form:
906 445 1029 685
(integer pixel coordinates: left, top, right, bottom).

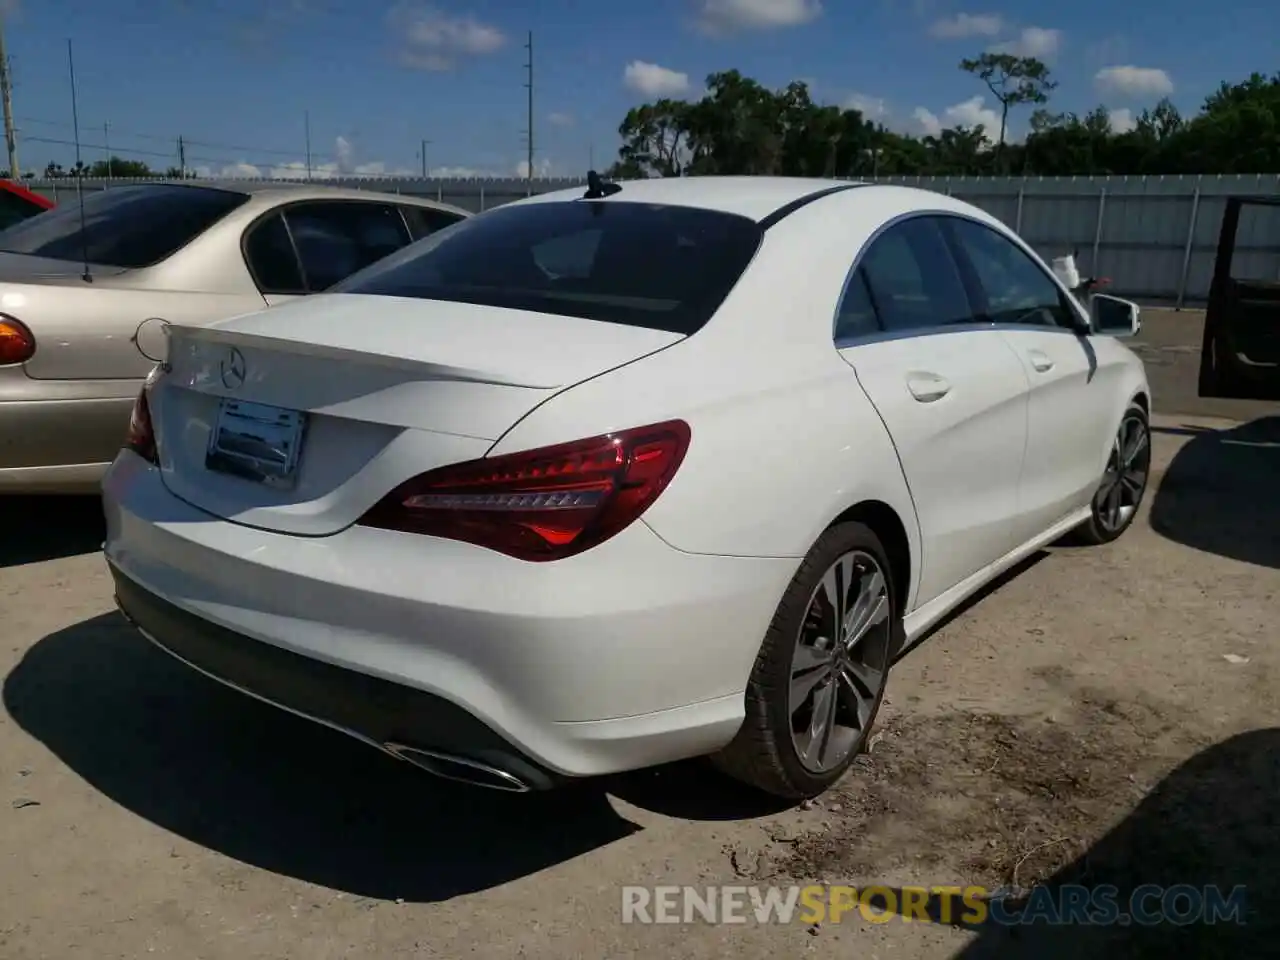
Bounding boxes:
912 96 1001 138
1108 108 1136 133
1094 65 1174 99
515 157 554 178
990 26 1061 58
946 96 1001 132
693 0 822 34
388 3 505 71
548 111 575 127
429 165 492 178
912 107 942 138
928 12 1003 38
844 93 889 121
219 162 262 178
623 60 691 97
209 134 531 181
215 139 414 181
423 160 550 179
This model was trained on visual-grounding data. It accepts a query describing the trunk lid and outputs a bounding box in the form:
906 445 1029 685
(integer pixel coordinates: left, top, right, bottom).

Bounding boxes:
154 293 684 536
0 252 131 283
0 278 258 381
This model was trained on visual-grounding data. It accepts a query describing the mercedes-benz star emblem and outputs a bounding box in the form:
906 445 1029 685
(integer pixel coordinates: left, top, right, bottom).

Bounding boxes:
219 346 247 390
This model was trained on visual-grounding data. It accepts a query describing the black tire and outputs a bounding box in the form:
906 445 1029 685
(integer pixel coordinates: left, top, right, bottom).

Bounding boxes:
1069 402 1152 546
712 521 903 800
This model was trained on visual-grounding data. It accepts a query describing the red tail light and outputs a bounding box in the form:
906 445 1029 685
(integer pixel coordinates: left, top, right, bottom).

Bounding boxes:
358 419 692 561
0 315 35 365
124 384 158 464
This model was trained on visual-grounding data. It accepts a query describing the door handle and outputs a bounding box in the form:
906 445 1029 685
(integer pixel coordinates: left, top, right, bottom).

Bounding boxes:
906 372 952 402
1028 350 1054 373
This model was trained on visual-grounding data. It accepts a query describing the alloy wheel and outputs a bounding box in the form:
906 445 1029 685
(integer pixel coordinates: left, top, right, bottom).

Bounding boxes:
788 550 892 774
1096 412 1151 533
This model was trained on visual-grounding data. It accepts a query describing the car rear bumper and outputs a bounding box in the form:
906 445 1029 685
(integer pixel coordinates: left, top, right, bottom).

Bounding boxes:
101 451 798 781
110 565 564 790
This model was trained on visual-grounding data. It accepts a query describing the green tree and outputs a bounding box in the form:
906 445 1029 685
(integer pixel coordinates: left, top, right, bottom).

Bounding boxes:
959 52 1057 167
608 66 1280 178
616 99 694 177
614 71 886 179
1174 72 1280 173
87 157 154 178
921 125 990 174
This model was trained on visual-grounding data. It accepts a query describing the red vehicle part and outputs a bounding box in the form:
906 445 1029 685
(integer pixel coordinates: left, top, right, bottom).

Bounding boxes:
0 179 54 229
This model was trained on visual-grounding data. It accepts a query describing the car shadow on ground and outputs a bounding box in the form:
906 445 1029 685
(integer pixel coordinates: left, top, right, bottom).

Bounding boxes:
0 544 1117 899
2 612 645 903
0 495 106 569
864 728 1278 957
1148 415 1280 569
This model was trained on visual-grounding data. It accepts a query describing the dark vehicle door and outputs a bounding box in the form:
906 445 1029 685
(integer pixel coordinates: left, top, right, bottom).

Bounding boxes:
1199 196 1280 400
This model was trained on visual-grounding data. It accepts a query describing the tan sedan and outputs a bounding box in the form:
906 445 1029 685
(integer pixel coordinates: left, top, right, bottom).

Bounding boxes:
0 180 468 493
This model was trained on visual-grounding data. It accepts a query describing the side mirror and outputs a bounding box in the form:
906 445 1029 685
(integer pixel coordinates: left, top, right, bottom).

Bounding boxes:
1090 294 1141 338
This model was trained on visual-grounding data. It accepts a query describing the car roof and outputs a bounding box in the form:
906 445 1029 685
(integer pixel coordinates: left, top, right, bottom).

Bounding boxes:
114 179 470 214
508 175 871 222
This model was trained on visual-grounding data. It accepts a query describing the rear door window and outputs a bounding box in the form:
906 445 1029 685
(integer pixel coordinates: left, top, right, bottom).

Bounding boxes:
282 201 413 292
242 212 306 295
400 205 467 240
834 267 881 341
332 200 764 336
859 218 975 332
0 184 249 267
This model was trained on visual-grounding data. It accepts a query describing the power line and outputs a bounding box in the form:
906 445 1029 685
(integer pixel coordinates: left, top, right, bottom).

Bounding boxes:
22 134 326 172
16 114 326 160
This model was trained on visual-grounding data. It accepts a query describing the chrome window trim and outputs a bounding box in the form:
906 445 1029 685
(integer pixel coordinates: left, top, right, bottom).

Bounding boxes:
831 209 1091 350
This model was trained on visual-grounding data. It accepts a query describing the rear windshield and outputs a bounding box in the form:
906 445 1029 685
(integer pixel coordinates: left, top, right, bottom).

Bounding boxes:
0 184 249 269
331 199 764 335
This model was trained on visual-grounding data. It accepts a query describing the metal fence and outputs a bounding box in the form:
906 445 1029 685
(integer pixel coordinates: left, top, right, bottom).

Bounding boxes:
23 173 1280 305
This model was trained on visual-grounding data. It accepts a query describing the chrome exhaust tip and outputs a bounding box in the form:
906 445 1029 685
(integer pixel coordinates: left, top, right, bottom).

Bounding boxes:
384 743 532 793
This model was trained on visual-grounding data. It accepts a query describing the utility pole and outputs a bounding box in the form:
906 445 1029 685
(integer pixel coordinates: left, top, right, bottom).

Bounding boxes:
0 15 19 178
304 110 312 180
419 137 431 178
103 122 112 178
177 135 186 178
523 31 533 180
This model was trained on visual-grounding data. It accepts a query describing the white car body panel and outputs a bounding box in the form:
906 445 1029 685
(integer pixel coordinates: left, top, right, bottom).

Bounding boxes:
102 177 1150 784
995 325 1148 544
837 330 1031 606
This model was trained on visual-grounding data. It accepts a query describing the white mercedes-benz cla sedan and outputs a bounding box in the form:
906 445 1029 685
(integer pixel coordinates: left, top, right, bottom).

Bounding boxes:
101 175 1151 800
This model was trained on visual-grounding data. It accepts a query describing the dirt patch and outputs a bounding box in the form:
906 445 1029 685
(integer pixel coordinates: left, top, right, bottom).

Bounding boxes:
735 669 1207 893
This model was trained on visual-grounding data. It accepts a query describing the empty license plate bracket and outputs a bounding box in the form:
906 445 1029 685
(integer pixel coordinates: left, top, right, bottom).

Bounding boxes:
205 399 307 489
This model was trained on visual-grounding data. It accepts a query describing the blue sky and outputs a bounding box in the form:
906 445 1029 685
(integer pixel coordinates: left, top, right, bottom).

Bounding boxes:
2 0 1267 178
